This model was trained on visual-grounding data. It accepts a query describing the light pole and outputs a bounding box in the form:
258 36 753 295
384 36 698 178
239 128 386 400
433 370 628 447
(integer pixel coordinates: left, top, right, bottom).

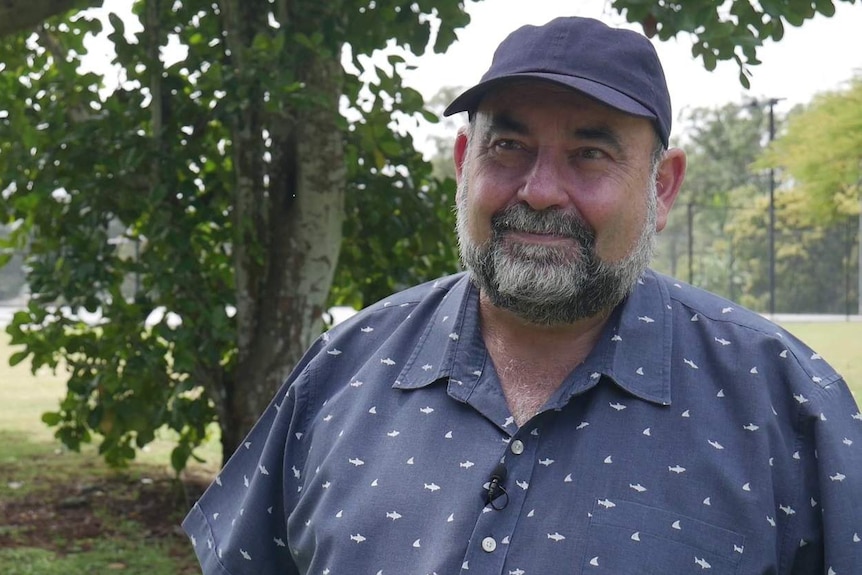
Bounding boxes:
748 97 784 316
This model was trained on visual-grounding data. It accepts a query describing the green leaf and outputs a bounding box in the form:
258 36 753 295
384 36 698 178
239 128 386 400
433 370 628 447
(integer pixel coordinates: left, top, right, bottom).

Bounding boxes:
8 349 29 366
41 411 62 426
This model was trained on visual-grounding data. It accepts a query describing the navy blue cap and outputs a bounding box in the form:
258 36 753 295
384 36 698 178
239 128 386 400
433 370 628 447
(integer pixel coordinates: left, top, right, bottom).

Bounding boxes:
443 17 672 147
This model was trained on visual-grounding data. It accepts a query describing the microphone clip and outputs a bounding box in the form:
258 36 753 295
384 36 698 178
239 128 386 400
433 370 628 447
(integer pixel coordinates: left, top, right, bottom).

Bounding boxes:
485 462 509 511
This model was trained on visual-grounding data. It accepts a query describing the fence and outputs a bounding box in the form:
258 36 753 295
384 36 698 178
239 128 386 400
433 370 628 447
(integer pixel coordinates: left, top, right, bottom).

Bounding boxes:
654 204 860 316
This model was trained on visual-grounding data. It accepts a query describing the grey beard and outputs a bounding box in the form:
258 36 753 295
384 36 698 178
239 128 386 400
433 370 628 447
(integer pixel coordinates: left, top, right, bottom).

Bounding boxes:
456 181 657 326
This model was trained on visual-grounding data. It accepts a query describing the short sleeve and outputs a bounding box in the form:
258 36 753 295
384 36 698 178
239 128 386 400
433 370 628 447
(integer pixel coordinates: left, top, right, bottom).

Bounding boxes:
793 378 862 574
182 338 322 575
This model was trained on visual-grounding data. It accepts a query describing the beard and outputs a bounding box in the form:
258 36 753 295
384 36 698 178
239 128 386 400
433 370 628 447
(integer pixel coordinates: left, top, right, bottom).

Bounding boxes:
456 179 658 326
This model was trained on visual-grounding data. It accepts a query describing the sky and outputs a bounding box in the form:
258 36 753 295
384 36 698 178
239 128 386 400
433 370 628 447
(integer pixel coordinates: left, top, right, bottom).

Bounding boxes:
404 0 862 121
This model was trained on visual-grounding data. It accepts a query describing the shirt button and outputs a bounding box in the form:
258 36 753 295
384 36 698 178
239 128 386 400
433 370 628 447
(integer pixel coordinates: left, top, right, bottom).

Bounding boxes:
510 440 525 455
481 536 497 552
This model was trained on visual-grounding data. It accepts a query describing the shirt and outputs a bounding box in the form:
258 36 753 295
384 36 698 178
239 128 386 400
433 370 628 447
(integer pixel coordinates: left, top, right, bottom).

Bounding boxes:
183 270 862 575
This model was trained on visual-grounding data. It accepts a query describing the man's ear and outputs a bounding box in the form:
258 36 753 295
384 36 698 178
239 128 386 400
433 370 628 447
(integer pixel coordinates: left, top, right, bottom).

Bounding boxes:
453 126 469 188
654 147 686 233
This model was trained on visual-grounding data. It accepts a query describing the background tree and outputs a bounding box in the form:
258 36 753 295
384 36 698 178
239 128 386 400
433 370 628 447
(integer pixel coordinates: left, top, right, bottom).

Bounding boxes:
653 102 772 299
1 0 858 472
0 0 468 470
755 76 862 313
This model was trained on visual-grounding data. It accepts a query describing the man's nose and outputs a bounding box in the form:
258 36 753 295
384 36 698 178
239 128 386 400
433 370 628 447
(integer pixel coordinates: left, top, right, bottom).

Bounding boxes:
517 152 572 211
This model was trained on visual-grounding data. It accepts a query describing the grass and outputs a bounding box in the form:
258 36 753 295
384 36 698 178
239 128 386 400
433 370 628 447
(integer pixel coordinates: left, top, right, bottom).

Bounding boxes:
777 321 862 398
0 331 218 575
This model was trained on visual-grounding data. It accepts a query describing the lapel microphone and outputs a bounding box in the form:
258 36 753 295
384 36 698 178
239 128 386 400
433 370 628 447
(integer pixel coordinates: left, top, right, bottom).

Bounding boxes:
485 462 509 510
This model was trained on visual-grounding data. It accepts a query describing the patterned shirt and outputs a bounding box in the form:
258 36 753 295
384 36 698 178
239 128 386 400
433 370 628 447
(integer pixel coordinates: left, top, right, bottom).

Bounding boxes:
183 270 862 575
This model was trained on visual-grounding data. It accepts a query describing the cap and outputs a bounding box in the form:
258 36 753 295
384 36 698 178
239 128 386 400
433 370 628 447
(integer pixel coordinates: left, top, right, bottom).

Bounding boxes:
443 17 672 147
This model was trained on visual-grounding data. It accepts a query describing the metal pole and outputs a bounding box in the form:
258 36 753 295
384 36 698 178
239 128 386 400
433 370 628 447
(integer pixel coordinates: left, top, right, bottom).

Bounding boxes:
767 100 776 316
687 202 694 284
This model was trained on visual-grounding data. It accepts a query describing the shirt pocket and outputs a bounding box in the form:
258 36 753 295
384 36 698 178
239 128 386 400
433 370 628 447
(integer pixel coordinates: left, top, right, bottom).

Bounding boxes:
582 499 745 574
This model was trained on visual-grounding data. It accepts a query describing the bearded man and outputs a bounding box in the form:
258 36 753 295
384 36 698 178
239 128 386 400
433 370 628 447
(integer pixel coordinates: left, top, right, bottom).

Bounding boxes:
184 17 862 575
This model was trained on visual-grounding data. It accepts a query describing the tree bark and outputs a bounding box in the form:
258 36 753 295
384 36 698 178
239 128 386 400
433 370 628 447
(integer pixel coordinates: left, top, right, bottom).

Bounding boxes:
0 0 97 38
217 0 346 462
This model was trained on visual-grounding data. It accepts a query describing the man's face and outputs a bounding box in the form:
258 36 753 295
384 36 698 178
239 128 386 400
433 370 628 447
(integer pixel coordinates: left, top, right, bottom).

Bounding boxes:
454 82 665 325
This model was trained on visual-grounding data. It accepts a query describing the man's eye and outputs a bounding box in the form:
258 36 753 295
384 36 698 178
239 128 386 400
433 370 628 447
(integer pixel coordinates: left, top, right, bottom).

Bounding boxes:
493 139 523 151
577 148 608 160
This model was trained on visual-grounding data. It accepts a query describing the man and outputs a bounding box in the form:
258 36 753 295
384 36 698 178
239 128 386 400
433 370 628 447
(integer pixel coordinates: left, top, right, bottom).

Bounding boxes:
184 17 862 574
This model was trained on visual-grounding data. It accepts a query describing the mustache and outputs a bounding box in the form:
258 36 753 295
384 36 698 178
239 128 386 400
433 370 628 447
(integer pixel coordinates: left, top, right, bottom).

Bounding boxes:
491 203 595 246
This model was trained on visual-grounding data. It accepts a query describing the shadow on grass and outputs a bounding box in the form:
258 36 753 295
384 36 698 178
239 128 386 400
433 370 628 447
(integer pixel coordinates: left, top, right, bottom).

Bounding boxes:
0 429 207 575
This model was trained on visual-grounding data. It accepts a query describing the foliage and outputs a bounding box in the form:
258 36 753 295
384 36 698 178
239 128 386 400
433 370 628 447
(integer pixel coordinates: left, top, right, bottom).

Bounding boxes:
654 102 773 293
0 0 466 471
611 0 860 87
757 76 862 222
653 100 858 314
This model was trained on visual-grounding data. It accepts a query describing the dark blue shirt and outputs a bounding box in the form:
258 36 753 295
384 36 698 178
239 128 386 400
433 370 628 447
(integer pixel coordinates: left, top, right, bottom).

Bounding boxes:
184 270 862 574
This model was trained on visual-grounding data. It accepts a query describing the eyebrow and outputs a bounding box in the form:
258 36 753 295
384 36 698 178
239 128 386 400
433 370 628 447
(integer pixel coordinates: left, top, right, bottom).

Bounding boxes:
485 112 625 155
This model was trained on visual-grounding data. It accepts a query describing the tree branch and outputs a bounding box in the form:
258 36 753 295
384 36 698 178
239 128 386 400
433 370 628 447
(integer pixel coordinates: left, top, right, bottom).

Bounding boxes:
0 0 99 38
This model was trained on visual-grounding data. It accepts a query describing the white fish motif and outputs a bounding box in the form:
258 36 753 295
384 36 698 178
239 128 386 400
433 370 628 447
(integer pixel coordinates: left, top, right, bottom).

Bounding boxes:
714 337 731 346
350 533 366 543
668 465 686 474
694 557 711 569
424 483 441 491
743 423 760 431
420 406 434 414
274 537 286 547
460 461 475 469
597 498 616 509
684 358 699 369
539 458 554 466
708 440 724 450
629 483 647 492
386 511 402 520
547 532 566 542
610 402 627 411
638 316 655 323
348 458 364 466
380 357 395 366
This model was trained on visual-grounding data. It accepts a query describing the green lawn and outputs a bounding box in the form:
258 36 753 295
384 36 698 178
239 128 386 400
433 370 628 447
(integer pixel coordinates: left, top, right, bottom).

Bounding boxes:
778 321 862 399
0 331 216 574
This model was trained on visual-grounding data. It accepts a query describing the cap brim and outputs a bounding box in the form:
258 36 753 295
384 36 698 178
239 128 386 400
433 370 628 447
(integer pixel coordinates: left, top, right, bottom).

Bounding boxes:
443 73 657 123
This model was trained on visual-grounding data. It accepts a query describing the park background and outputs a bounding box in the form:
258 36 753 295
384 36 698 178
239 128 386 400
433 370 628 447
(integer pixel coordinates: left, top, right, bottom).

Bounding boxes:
1 0 861 573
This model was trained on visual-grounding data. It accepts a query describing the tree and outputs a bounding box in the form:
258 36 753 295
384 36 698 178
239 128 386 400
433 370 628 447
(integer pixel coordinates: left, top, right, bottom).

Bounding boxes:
653 102 773 298
0 0 466 470
756 77 862 312
1 0 856 472
612 0 860 88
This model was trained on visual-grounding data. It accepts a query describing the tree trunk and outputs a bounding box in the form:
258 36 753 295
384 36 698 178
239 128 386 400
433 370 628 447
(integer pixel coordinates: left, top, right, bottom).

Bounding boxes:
0 0 97 38
217 0 346 462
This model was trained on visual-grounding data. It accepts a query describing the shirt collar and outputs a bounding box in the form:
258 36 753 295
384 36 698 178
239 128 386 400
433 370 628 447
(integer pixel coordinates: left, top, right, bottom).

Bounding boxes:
393 270 673 407
594 271 673 406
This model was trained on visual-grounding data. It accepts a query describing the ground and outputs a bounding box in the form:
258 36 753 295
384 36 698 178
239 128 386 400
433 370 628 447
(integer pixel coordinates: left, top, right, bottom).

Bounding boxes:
0 451 210 574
